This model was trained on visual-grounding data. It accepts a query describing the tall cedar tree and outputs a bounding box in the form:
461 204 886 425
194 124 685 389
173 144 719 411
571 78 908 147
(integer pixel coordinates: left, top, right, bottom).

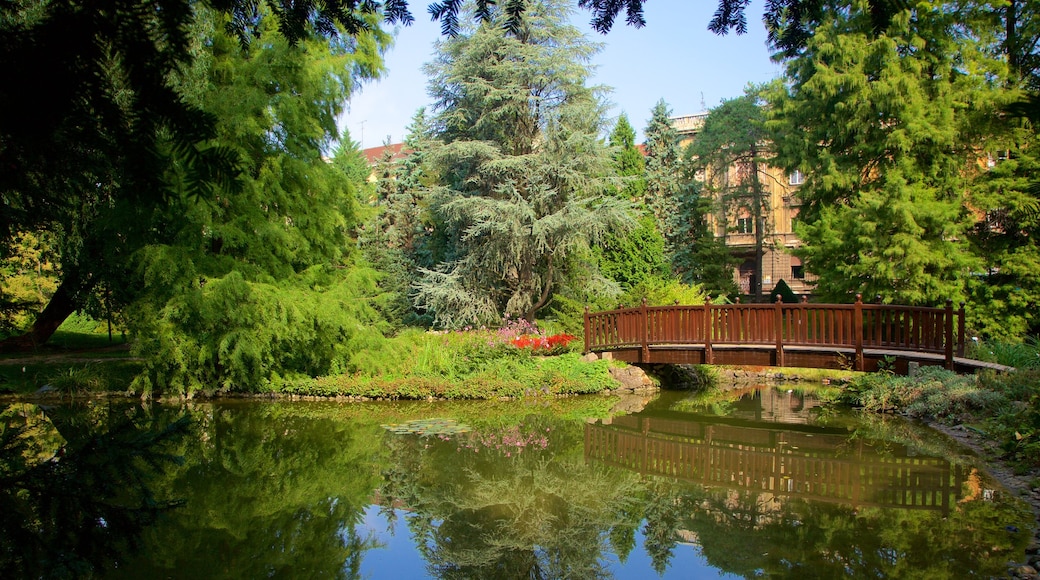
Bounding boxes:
766 1 984 306
688 90 771 298
413 0 633 328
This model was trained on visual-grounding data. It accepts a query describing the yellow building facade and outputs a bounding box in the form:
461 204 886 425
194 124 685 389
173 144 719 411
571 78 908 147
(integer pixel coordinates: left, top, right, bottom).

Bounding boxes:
672 114 816 298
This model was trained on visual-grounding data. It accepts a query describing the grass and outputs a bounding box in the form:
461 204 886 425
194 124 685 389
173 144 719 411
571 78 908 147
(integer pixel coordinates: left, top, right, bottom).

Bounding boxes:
0 361 143 397
967 336 1040 370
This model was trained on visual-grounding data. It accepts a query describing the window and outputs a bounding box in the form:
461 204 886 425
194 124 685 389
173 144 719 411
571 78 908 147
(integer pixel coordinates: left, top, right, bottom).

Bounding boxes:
791 265 805 280
789 170 805 186
736 217 754 234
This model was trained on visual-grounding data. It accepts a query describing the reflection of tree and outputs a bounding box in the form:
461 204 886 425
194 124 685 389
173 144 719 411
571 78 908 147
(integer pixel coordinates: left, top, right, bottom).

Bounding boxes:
111 403 385 578
669 482 1031 579
0 403 189 578
641 481 680 574
378 415 642 579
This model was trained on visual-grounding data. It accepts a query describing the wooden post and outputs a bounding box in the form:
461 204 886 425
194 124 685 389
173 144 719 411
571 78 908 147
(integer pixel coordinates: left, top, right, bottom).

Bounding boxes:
583 305 591 354
854 294 864 371
775 294 785 367
944 299 954 370
704 297 713 364
640 297 649 363
957 302 966 358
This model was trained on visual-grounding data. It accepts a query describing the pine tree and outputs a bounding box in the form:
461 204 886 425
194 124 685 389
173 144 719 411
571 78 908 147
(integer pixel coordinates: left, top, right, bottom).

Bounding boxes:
609 113 647 200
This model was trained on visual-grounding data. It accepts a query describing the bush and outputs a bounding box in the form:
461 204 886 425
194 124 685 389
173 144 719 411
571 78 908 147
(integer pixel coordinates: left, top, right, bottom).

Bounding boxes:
843 366 1005 420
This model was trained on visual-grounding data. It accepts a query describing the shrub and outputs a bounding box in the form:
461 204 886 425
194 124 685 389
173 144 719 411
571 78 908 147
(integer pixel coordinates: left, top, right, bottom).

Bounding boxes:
843 366 1005 420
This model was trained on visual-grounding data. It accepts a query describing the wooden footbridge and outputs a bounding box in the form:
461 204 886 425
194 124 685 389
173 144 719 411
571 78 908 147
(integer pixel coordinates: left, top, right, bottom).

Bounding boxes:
586 297 1006 374
585 413 967 513
583 295 1006 374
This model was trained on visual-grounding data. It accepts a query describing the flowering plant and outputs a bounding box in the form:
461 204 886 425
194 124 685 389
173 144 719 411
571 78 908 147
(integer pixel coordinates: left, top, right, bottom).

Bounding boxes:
510 333 576 354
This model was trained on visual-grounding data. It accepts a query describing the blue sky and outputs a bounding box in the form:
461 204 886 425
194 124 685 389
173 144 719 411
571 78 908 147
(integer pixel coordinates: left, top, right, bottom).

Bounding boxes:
339 0 784 148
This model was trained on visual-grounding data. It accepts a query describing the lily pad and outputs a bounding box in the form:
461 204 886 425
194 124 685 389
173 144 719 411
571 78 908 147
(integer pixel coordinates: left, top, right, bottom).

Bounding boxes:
382 418 472 438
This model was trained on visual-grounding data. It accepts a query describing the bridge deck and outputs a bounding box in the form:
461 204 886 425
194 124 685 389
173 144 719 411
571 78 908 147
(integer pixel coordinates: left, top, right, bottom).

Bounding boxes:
583 297 1011 374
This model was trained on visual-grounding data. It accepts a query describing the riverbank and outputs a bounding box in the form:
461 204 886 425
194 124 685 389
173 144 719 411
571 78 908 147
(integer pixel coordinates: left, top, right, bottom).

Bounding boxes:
928 421 1040 579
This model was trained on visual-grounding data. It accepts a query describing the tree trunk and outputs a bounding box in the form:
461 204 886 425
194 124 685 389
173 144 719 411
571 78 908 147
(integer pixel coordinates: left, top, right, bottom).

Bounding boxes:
0 277 84 352
750 151 766 298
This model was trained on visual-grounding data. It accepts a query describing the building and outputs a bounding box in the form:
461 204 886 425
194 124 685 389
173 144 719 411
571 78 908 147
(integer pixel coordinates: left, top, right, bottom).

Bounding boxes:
671 113 816 298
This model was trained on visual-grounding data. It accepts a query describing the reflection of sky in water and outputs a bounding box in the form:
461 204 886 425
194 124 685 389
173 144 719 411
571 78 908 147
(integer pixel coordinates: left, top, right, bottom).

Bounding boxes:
356 505 739 579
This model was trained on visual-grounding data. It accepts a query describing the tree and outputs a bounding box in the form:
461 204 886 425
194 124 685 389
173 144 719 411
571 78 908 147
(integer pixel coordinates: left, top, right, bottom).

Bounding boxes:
411 0 633 328
688 89 772 298
765 1 986 305
609 113 647 200
596 114 666 291
669 176 740 298
127 7 392 394
643 100 683 245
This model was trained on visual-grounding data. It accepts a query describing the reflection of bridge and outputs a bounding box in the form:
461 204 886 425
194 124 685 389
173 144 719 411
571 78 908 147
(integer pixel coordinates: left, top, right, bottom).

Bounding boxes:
583 296 1007 373
584 414 967 513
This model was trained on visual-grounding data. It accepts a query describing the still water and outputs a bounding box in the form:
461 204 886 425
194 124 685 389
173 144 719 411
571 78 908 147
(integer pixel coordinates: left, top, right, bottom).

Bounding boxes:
1 386 1033 578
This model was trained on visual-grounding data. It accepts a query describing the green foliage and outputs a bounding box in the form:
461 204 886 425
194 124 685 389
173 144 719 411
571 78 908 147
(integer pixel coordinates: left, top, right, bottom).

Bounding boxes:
130 267 388 396
0 361 142 396
0 232 58 334
643 99 682 242
545 276 708 336
967 127 1040 340
411 1 635 327
269 320 617 399
689 89 771 296
669 177 739 298
976 370 1040 470
766 3 988 306
770 279 799 303
596 213 669 290
967 336 1040 370
841 367 1005 421
608 113 647 200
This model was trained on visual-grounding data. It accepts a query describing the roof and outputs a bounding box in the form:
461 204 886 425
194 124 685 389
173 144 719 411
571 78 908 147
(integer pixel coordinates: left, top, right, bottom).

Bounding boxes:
362 142 410 165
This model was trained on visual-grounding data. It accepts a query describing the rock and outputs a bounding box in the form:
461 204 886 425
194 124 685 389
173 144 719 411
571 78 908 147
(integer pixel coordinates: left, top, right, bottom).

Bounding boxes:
608 365 656 392
611 394 652 414
1012 564 1038 579
580 352 599 363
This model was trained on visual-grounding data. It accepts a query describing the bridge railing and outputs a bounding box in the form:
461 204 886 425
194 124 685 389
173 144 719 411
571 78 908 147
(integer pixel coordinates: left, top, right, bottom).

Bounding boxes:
584 295 966 370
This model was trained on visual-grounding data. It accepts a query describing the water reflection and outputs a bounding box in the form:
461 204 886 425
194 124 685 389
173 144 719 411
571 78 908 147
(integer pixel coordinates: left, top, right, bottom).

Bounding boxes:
587 387 1030 577
0 402 189 578
2 392 1032 579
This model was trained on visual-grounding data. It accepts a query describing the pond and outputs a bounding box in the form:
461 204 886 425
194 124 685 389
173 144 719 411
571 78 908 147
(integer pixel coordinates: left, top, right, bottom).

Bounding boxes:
1 385 1033 578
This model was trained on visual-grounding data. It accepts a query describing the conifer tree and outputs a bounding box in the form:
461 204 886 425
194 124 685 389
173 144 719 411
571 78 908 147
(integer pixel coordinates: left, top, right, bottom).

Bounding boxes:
609 113 647 200
643 100 682 243
595 114 666 290
689 89 771 298
766 2 985 306
412 0 633 328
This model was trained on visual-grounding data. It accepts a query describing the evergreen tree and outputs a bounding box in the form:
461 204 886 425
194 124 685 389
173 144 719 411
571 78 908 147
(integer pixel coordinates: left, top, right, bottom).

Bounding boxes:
688 89 771 298
609 113 647 200
596 114 665 291
128 7 391 394
765 1 986 306
669 175 739 298
412 0 633 328
643 100 683 244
